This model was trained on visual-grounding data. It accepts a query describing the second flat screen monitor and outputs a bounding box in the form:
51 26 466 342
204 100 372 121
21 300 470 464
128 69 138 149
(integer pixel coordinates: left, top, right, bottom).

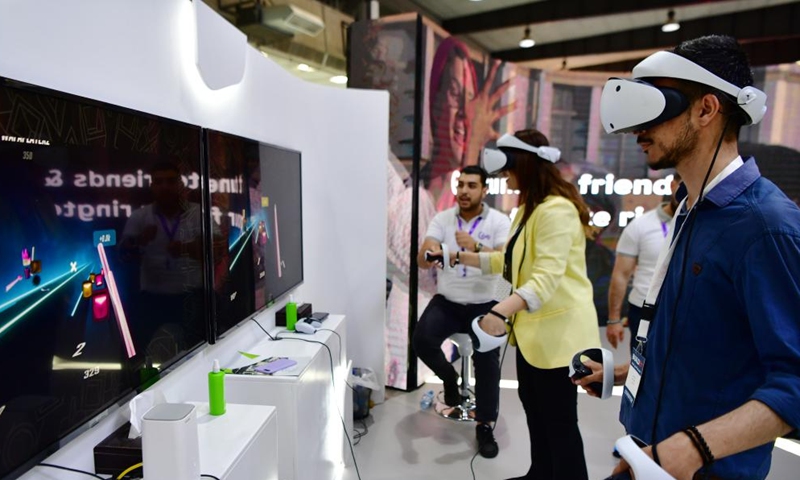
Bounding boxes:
205 130 303 341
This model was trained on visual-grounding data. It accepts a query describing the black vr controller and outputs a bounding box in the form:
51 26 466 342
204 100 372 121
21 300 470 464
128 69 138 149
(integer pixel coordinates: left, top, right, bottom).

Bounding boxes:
568 348 614 399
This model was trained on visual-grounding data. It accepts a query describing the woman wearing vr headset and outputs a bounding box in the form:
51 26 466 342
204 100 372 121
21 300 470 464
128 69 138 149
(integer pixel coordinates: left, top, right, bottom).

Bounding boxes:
435 128 601 480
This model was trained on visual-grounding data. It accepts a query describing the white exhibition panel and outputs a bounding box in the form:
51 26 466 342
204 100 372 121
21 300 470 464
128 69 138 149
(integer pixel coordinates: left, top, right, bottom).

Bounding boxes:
0 0 387 478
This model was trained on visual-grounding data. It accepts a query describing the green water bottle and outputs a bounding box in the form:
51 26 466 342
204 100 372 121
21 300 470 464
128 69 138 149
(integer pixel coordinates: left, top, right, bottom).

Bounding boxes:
286 295 298 331
208 359 226 416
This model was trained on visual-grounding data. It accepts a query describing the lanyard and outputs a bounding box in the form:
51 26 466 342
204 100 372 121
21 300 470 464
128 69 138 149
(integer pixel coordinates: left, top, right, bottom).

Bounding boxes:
639 157 744 341
660 221 668 238
156 212 182 270
156 213 181 241
457 215 483 277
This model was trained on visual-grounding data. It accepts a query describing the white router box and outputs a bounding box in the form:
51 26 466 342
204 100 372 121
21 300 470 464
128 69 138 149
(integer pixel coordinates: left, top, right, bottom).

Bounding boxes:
142 403 201 480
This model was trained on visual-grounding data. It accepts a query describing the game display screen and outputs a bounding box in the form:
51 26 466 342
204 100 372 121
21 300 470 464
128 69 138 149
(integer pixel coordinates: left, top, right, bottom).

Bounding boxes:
205 130 260 340
0 78 208 478
205 130 303 341
257 142 303 307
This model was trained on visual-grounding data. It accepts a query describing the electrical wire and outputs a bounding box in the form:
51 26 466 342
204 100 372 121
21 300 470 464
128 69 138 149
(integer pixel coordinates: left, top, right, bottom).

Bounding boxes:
116 462 142 479
250 317 277 340
469 329 513 480
201 475 221 480
38 463 106 479
269 331 363 480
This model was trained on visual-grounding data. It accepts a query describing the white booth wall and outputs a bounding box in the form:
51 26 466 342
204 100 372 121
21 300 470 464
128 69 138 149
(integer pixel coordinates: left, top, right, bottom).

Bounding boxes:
0 0 388 477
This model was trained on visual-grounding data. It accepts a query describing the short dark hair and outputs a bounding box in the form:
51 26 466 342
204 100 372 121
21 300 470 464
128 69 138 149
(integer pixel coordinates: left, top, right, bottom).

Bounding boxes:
672 35 754 135
460 165 488 185
149 161 181 177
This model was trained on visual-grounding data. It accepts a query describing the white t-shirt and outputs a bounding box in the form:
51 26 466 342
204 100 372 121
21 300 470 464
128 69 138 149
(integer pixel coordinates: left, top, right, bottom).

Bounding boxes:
425 203 511 304
615 203 672 307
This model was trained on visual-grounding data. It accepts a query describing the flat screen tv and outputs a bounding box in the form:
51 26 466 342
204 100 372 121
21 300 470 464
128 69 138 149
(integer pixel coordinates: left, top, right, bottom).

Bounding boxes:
0 77 208 479
256 142 303 307
204 129 260 341
203 130 303 341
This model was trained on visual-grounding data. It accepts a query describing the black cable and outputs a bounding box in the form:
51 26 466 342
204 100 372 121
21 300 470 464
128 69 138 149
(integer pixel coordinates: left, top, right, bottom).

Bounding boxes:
649 120 730 453
274 333 363 480
201 475 221 480
250 317 277 340
318 328 342 361
470 316 514 480
38 463 106 479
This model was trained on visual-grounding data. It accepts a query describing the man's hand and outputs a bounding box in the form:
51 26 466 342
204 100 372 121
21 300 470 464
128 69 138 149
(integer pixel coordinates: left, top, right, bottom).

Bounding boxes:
455 231 477 251
611 433 703 480
607 322 625 349
572 360 629 397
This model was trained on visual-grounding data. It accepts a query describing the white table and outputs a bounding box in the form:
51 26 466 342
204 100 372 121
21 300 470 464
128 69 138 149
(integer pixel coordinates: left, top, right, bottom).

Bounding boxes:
223 315 352 480
192 402 278 480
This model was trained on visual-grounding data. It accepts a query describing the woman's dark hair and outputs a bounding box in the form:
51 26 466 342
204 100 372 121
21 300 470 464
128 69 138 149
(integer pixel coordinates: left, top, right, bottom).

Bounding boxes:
507 129 590 230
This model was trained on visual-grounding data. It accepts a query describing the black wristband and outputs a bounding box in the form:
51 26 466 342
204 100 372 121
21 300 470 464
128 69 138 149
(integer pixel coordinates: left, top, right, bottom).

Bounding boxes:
488 310 508 322
455 250 460 265
651 442 661 466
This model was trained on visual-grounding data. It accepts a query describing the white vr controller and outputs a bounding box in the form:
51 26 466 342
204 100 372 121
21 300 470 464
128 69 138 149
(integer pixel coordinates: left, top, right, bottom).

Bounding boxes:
568 347 614 400
468 315 509 353
612 435 676 480
424 243 452 269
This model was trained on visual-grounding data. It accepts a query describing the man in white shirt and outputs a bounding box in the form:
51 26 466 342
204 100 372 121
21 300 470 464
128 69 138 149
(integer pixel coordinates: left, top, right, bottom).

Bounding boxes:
413 166 511 459
606 173 681 352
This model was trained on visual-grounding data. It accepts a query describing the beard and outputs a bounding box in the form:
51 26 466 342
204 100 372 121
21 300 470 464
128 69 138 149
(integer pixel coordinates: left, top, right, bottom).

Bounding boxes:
647 120 699 171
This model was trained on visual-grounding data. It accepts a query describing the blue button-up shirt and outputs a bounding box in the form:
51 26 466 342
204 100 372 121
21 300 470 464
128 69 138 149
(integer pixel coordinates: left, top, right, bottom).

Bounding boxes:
621 157 800 479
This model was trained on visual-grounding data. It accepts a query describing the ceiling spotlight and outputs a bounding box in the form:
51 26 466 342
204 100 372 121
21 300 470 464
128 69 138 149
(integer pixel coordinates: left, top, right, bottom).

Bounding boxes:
661 10 680 33
519 26 535 49
329 75 348 85
297 63 315 72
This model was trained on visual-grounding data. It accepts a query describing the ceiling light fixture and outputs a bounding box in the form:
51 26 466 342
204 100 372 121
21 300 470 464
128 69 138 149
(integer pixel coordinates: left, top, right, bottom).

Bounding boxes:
661 10 680 33
329 75 348 85
519 26 535 49
297 63 315 72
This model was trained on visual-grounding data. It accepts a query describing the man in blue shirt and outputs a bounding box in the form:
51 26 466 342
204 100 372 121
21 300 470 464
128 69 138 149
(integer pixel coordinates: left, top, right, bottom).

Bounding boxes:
575 35 800 479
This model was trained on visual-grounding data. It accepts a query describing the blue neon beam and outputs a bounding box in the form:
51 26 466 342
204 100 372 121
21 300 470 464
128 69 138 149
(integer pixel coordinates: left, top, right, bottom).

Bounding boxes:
229 226 255 272
0 267 87 314
0 265 89 338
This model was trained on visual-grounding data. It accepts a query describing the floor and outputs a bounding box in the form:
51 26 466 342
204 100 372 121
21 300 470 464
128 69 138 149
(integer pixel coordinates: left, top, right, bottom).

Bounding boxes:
342 331 800 480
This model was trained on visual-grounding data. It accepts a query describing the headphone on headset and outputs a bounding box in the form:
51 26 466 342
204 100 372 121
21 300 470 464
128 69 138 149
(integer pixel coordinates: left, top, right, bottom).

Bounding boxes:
481 133 561 174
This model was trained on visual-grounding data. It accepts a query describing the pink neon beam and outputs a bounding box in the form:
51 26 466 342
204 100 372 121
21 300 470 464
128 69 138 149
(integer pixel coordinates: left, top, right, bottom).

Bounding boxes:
274 204 282 278
97 243 136 358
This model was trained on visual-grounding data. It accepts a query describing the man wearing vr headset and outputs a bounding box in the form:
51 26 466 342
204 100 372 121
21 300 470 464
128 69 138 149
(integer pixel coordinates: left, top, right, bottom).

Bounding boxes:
574 35 800 479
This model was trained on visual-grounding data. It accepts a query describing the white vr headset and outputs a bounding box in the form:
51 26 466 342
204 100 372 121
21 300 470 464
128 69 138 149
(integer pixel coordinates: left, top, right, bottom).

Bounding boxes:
614 435 677 480
481 133 561 175
600 50 767 134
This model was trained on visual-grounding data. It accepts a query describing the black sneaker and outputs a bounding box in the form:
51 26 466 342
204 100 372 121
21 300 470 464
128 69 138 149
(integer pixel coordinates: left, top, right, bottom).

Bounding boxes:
476 423 499 458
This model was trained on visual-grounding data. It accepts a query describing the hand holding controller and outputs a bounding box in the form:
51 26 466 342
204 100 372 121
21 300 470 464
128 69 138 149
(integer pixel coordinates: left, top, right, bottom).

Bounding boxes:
568 348 614 399
424 243 451 269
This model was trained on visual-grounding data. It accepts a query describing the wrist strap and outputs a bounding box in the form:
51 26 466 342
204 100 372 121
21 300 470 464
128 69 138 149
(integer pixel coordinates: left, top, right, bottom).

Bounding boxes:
607 319 623 325
454 250 460 266
651 442 661 466
488 310 511 327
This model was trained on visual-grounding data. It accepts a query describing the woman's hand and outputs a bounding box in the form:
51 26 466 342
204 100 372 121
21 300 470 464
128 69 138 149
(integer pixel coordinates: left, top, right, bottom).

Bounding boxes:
478 311 507 336
463 61 516 166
